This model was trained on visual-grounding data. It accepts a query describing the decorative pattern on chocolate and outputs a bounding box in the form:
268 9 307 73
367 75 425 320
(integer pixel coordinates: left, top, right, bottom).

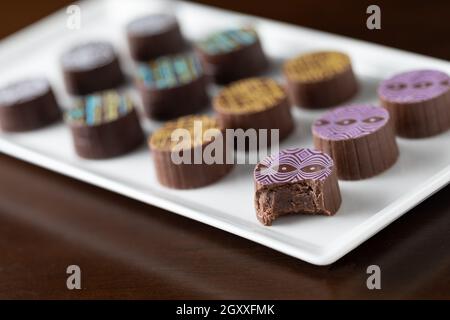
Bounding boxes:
61 42 116 71
65 91 133 126
197 28 257 55
137 53 203 89
150 115 220 150
0 79 49 107
254 148 333 185
127 14 176 36
214 78 286 113
378 70 450 103
284 51 351 83
313 104 389 141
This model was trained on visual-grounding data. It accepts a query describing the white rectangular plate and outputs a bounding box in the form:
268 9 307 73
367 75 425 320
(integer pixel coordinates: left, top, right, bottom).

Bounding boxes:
0 0 449 265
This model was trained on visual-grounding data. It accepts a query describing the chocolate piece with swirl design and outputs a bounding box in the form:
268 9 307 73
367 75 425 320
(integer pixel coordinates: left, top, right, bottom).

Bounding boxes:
195 27 268 84
65 90 144 159
283 51 358 109
61 42 125 95
313 104 399 180
0 78 61 132
378 69 450 138
254 148 341 226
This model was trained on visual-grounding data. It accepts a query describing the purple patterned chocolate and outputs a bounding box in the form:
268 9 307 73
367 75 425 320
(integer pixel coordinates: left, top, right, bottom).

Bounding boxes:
313 104 389 141
254 148 333 185
378 69 450 103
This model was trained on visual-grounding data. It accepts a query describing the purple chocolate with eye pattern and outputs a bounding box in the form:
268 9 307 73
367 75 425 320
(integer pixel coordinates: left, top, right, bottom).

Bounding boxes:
313 104 389 141
378 69 450 104
254 148 333 185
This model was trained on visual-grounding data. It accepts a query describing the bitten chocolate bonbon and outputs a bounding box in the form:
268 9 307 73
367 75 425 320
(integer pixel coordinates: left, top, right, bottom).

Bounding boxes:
312 104 399 180
136 52 209 120
149 115 233 189
126 14 186 61
378 69 450 138
61 42 125 95
65 90 144 159
283 51 358 108
254 148 341 226
195 27 268 84
213 78 294 148
0 78 61 132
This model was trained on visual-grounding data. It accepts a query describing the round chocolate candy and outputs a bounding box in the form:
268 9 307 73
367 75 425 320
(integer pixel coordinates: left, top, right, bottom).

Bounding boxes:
195 27 268 84
378 69 450 138
65 90 144 159
136 52 209 120
312 104 399 180
283 51 358 109
149 115 233 189
0 78 61 132
126 14 186 61
254 148 341 226
213 77 294 148
61 42 125 95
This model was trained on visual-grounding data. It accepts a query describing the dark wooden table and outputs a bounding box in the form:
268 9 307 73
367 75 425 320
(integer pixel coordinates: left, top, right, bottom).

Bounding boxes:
0 0 449 299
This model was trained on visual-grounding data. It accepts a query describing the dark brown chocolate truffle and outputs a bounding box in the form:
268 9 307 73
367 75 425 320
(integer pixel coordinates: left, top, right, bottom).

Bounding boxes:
213 77 294 149
126 14 186 61
0 78 61 132
149 115 233 189
61 42 125 95
65 90 144 159
195 27 268 84
378 69 450 138
254 148 341 226
136 52 209 120
312 104 399 180
283 51 358 109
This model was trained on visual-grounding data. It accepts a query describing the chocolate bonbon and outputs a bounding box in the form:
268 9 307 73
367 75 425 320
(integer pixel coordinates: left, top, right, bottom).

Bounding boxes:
195 27 268 84
254 148 341 226
126 14 186 61
378 69 450 138
61 42 125 95
136 52 209 120
149 115 233 189
65 90 144 159
0 78 61 132
283 51 358 108
213 78 294 148
312 104 399 180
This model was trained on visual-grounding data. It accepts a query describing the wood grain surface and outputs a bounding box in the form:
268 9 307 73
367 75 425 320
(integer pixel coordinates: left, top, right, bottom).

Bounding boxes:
0 0 448 299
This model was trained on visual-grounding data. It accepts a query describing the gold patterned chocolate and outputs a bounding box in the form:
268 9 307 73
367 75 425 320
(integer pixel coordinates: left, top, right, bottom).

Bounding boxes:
150 115 221 150
214 78 286 114
284 51 351 83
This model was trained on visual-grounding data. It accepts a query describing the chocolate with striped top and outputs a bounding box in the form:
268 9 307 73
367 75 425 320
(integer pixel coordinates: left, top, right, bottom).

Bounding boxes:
65 90 144 159
136 52 209 120
254 148 341 226
195 27 268 84
312 104 399 180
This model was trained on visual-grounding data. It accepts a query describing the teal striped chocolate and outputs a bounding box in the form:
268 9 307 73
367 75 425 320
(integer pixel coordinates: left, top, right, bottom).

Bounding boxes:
137 53 203 89
65 90 133 126
197 28 257 55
